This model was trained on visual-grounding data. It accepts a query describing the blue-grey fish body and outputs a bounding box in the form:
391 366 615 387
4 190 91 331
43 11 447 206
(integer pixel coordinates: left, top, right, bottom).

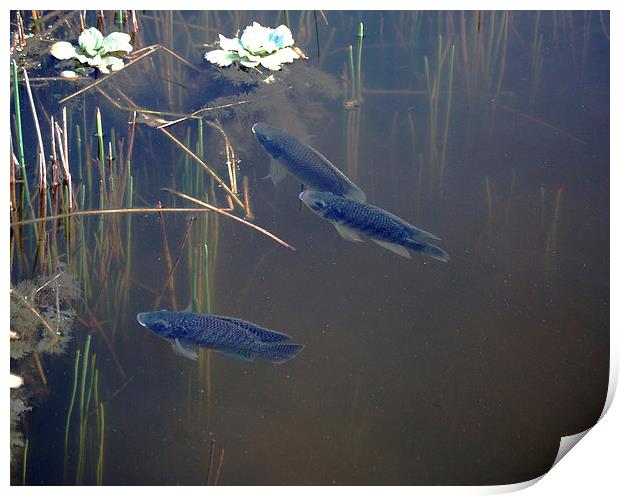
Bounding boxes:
252 122 366 202
137 310 304 364
299 190 449 262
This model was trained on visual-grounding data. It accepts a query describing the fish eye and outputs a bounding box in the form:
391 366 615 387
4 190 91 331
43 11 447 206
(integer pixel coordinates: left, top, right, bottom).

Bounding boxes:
314 200 327 208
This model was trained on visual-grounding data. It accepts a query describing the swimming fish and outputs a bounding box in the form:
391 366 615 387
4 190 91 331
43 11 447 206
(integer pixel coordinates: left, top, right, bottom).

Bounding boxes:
137 310 304 364
299 190 450 262
251 122 366 202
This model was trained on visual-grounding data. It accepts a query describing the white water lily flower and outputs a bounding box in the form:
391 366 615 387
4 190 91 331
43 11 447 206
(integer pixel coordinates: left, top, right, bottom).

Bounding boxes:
240 22 277 54
50 27 133 74
268 25 294 50
205 22 300 72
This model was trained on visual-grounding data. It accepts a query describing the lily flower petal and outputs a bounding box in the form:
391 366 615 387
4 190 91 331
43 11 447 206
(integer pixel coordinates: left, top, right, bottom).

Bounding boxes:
269 25 294 49
240 21 277 54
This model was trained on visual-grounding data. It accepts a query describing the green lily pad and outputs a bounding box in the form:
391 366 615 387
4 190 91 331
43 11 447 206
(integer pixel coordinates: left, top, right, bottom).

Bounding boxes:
78 27 104 57
102 32 133 55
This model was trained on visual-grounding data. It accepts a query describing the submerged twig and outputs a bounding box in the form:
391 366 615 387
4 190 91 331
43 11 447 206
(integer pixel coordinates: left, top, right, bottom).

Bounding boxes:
157 127 245 210
11 207 219 227
162 189 296 251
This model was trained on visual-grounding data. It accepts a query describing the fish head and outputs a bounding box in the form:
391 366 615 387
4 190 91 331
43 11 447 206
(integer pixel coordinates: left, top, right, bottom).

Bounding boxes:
137 310 177 339
299 190 342 220
251 122 287 158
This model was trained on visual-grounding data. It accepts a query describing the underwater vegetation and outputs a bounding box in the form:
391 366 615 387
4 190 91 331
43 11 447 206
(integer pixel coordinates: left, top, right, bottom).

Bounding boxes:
10 267 80 480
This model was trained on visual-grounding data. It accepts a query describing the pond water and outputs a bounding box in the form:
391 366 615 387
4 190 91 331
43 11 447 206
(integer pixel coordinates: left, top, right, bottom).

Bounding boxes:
10 10 609 485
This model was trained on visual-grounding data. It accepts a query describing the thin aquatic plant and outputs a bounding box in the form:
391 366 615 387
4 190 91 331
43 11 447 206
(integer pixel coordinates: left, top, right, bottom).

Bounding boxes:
64 349 81 480
76 334 91 484
22 438 29 485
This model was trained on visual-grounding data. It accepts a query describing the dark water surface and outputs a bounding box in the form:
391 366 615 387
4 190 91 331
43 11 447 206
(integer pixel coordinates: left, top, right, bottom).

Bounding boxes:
11 11 609 485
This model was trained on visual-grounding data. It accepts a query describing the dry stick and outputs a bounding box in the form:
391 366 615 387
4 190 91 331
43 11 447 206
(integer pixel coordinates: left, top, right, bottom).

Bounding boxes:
33 352 48 384
57 45 160 104
97 87 195 122
11 207 219 227
153 217 195 309
242 176 253 220
22 69 47 202
213 448 225 485
157 127 245 211
58 43 200 105
206 438 216 485
205 120 238 195
10 289 60 344
492 101 586 144
87 376 134 419
78 314 127 379
156 203 177 310
54 122 73 209
162 189 296 251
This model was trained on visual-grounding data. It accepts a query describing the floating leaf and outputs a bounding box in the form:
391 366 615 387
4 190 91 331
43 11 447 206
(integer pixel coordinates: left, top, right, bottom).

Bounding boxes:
205 49 240 67
218 34 243 52
100 55 126 72
78 27 104 57
50 41 78 60
259 47 300 71
102 32 133 54
238 57 261 68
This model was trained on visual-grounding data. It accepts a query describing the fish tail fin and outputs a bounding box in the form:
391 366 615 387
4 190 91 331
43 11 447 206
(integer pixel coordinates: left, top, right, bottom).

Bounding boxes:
404 239 450 262
408 226 441 241
257 342 305 364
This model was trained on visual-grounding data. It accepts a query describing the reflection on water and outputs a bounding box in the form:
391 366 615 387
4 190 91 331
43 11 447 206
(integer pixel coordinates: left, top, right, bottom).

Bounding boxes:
10 10 609 485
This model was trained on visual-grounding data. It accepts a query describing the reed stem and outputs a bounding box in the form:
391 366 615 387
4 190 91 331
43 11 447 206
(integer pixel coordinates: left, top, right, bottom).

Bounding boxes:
64 349 81 481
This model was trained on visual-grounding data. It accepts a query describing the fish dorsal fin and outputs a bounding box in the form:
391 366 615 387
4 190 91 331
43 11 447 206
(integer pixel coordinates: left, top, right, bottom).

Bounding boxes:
376 207 440 241
372 239 411 258
217 349 255 362
171 338 198 360
333 222 364 242
268 158 288 185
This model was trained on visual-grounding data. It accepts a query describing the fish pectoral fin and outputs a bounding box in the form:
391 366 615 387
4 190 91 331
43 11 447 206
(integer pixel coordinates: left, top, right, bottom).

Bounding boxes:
372 239 412 258
216 349 255 362
267 158 288 186
171 339 198 361
333 222 364 242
